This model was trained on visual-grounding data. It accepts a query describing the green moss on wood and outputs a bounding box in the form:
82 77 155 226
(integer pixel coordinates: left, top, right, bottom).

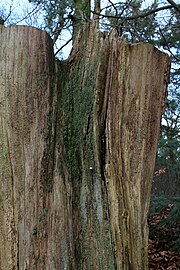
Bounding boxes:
54 30 116 268
39 207 48 227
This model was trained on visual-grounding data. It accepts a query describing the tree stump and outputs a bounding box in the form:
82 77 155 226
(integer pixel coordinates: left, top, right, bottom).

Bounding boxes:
0 25 170 269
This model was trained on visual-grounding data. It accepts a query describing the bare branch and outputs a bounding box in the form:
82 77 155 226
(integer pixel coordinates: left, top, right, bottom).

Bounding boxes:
53 15 64 44
5 0 13 21
93 0 101 26
100 2 120 12
166 0 180 13
14 4 41 25
159 28 180 62
92 4 179 21
107 0 118 16
54 38 73 56
119 1 133 17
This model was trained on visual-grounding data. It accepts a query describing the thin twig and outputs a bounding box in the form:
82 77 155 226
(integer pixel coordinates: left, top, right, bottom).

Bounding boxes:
54 38 72 56
5 0 13 21
92 4 179 21
159 28 180 61
100 3 120 12
166 0 180 13
107 0 118 16
53 15 65 44
14 4 41 25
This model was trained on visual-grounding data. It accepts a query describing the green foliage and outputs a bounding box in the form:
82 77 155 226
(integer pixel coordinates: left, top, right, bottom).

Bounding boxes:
103 1 158 43
148 195 180 252
27 0 90 42
28 0 73 34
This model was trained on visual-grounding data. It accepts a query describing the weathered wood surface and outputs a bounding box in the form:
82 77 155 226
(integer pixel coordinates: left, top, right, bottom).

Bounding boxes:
0 25 56 269
0 25 170 269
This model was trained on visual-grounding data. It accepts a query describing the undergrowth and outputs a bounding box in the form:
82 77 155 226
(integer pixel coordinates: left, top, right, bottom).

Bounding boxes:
148 194 180 252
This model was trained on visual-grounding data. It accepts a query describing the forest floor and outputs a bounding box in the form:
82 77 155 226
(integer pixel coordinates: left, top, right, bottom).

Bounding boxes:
148 199 180 269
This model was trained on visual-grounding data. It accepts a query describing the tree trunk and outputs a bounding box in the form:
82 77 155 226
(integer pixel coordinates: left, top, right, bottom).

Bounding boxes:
73 0 91 40
0 25 170 269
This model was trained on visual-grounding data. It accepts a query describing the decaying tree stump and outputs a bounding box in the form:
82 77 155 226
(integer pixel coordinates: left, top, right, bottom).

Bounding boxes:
0 25 170 269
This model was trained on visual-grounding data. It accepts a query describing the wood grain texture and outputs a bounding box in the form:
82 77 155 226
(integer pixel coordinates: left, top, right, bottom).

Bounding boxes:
0 25 56 269
0 24 170 269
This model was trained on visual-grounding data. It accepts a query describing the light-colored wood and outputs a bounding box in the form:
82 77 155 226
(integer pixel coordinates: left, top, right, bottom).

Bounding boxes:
0 25 56 269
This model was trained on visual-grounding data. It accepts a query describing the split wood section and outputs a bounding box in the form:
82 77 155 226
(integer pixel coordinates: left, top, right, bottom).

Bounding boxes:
0 25 170 269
